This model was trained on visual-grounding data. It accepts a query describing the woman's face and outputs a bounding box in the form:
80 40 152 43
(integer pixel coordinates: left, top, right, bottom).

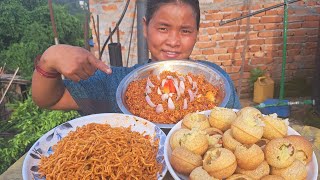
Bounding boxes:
143 3 198 61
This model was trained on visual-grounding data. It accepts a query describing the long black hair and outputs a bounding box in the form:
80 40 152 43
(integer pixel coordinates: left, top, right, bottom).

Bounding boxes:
145 0 200 30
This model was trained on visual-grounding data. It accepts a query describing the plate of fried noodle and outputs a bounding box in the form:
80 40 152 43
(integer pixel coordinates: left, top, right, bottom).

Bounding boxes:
22 113 167 180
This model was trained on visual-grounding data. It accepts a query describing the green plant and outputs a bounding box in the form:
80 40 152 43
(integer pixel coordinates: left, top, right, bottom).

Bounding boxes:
249 67 266 88
0 92 80 174
0 0 85 78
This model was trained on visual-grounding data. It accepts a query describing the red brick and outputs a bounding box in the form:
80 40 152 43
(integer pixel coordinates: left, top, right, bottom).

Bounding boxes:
228 26 241 32
240 25 253 31
219 41 243 47
288 16 305 22
302 21 319 28
207 28 217 35
227 47 244 53
200 22 214 28
266 10 278 16
207 10 220 13
289 29 308 36
306 29 319 36
222 60 233 66
264 24 283 30
213 48 227 54
192 55 207 60
304 48 317 56
249 32 258 39
232 66 241 73
196 42 216 48
198 35 210 41
224 21 237 26
305 42 318 49
287 36 307 43
233 60 243 66
233 53 242 59
212 34 222 41
222 34 235 40
258 31 282 37
305 15 320 21
207 55 219 61
253 25 265 31
217 27 229 33
306 1 318 6
263 45 281 51
102 4 117 11
247 39 265 45
261 16 283 23
307 36 319 42
265 38 283 44
249 46 261 52
218 54 231 60
251 57 273 65
287 44 302 49
225 66 232 74
202 49 214 55
234 33 246 39
206 14 224 21
192 49 201 55
265 50 280 57
254 51 265 58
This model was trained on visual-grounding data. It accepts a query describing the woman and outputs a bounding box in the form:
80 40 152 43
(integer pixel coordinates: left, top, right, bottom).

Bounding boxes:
32 0 241 115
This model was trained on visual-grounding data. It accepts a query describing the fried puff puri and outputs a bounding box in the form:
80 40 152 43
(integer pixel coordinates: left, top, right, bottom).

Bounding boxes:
237 107 262 117
222 129 242 152
209 107 237 132
234 144 265 170
204 127 223 149
264 138 296 168
180 129 209 156
235 161 270 180
182 112 210 130
203 148 237 179
170 128 191 150
261 175 285 180
262 113 288 140
170 147 202 175
286 135 313 165
226 174 253 180
271 160 307 180
231 112 264 144
189 166 218 180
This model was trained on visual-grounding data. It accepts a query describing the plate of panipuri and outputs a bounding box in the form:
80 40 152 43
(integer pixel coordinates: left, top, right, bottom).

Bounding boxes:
22 113 167 180
164 107 318 180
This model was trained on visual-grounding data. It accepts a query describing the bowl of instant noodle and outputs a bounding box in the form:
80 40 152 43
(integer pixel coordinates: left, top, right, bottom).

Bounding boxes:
22 113 167 180
116 60 231 129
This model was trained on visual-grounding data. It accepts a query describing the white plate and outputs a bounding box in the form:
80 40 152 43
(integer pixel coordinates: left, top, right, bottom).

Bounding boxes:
22 113 167 180
164 110 318 180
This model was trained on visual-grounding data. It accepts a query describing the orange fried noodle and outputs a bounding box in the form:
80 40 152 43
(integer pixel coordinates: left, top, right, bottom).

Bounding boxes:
125 71 220 124
39 123 162 180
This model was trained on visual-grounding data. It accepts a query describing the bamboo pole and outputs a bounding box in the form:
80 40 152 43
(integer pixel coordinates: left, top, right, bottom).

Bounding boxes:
0 68 19 105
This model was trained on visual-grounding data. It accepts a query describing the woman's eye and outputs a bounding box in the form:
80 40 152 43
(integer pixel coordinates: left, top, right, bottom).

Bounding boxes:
159 28 167 32
182 29 192 34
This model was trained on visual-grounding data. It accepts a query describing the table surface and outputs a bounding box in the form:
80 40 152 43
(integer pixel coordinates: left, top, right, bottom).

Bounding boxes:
1 125 320 180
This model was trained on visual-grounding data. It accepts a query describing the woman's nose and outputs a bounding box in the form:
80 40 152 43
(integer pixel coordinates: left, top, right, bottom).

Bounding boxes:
166 31 181 47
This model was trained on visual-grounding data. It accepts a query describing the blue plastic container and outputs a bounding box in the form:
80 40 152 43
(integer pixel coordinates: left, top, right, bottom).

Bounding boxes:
258 99 290 118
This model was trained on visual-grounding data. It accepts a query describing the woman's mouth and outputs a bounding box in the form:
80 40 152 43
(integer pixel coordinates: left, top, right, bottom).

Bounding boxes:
162 50 180 59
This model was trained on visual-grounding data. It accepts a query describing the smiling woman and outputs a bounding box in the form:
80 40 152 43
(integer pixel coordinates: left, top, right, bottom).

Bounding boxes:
143 0 199 61
31 0 240 118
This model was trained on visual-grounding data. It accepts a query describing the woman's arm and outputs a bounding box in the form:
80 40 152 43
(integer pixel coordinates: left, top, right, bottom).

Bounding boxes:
31 44 112 110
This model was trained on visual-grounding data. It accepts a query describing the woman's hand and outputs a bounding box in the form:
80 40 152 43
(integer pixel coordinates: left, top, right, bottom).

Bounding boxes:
39 44 112 82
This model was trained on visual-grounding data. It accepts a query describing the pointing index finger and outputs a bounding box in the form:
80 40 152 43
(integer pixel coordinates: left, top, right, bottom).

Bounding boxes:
88 54 112 74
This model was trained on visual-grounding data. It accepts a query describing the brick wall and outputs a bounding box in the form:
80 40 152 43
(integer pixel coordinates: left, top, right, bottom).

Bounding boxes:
89 0 320 99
